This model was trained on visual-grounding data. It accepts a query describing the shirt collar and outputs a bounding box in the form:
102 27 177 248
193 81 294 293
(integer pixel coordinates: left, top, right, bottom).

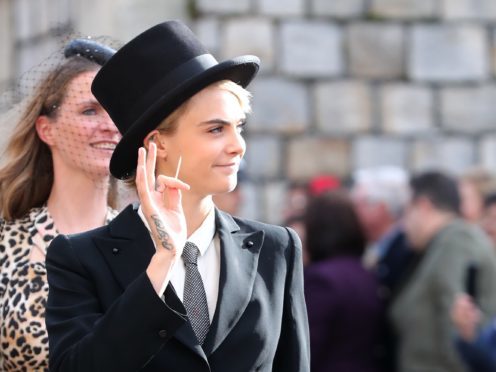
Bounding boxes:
137 205 216 257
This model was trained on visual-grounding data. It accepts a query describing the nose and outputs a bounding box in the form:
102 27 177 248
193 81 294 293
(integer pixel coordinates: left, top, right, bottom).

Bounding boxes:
227 127 246 157
97 111 120 136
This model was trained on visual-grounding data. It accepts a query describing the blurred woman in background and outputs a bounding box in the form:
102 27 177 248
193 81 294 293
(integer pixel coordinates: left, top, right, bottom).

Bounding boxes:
0 38 119 370
304 190 384 372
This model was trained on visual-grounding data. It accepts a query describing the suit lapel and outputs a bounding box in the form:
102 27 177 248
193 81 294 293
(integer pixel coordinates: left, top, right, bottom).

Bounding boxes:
93 204 155 289
203 210 264 355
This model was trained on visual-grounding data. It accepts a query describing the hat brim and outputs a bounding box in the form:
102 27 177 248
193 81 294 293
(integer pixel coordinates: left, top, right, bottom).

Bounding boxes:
109 55 259 179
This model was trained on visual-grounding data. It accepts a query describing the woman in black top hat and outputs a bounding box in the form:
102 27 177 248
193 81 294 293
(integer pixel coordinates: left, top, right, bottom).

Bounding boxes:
45 20 310 372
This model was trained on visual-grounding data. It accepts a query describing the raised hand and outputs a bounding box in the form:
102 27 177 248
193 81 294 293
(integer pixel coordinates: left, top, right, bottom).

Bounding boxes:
451 293 481 342
136 142 190 258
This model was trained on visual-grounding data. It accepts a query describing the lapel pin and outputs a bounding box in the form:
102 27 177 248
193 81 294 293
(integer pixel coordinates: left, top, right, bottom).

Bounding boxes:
112 247 120 254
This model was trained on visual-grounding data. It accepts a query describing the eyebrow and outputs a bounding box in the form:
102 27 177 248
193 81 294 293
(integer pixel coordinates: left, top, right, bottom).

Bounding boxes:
199 118 246 126
77 99 101 107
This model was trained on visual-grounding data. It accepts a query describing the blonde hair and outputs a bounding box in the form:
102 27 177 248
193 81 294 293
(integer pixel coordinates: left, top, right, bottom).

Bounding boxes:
0 57 113 220
125 79 252 187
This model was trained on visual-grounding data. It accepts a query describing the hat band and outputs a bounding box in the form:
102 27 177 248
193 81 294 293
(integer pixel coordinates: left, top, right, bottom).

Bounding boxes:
128 53 218 129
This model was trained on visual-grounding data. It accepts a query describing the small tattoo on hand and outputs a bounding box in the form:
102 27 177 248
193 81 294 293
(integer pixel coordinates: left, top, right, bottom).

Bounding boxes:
150 214 173 250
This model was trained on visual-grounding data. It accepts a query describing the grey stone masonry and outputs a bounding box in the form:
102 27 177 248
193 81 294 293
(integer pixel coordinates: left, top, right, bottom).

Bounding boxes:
222 18 275 71
347 22 405 79
287 137 350 180
256 0 305 17
480 135 496 173
441 85 496 133
249 77 309 133
280 20 343 77
196 0 251 14
14 0 50 40
263 181 288 224
370 0 438 19
352 136 408 169
442 0 496 20
315 81 372 134
492 28 496 77
0 0 13 89
411 137 476 175
17 37 60 78
381 84 434 134
195 18 221 54
409 24 489 82
244 136 282 179
237 182 261 221
310 0 365 18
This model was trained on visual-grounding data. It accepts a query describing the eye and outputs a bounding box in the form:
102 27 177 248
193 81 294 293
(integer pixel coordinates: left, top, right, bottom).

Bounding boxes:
82 108 97 116
208 126 223 134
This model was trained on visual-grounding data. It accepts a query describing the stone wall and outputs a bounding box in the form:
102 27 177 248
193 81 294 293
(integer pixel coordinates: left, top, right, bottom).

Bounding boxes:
2 0 496 223
192 0 496 223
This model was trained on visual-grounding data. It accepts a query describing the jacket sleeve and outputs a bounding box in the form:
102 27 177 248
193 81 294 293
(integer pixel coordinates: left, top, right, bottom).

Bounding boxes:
273 227 310 372
46 234 187 372
431 228 494 370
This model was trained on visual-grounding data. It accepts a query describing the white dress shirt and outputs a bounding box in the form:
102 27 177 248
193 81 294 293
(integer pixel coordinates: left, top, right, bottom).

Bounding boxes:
138 206 220 322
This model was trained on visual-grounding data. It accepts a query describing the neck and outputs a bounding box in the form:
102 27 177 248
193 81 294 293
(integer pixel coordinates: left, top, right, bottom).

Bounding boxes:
182 193 214 237
420 211 454 250
47 168 110 235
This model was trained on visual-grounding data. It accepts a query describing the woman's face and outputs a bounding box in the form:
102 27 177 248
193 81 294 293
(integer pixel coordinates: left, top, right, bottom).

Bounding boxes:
160 85 246 197
49 70 120 178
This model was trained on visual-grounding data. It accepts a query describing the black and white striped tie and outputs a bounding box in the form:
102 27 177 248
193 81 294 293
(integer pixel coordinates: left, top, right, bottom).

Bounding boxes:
182 241 210 344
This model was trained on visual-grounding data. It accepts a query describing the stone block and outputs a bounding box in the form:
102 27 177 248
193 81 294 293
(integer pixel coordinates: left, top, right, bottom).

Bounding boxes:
441 85 496 133
492 28 496 78
222 18 274 71
287 137 351 181
381 84 434 134
315 81 372 134
263 181 289 224
409 24 489 82
411 137 476 175
280 20 343 78
480 135 496 173
370 0 438 19
194 18 221 54
442 0 496 20
0 0 13 86
244 136 282 179
196 0 251 14
256 0 305 16
249 77 310 133
17 38 59 78
237 181 261 221
352 136 408 169
347 22 405 78
75 0 190 41
310 0 365 18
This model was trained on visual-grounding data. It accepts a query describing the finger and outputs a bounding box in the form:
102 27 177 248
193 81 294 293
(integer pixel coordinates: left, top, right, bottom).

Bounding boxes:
146 142 157 192
156 175 189 212
136 147 152 208
156 175 190 192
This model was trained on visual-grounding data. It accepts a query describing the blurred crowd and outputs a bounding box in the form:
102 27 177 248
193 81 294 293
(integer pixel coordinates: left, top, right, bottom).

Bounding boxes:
217 165 496 372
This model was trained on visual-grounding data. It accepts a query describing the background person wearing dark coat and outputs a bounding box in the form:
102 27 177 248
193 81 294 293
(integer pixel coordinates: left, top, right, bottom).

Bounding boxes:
304 190 384 372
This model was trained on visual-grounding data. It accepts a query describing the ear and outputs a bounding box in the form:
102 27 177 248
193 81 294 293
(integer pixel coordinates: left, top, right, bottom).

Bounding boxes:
35 115 56 146
144 130 167 159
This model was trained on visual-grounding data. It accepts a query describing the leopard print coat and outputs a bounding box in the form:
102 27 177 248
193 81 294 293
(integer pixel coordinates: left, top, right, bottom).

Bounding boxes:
0 206 117 371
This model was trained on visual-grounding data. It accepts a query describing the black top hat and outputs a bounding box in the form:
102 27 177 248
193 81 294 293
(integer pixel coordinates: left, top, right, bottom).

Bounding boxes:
91 20 260 179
